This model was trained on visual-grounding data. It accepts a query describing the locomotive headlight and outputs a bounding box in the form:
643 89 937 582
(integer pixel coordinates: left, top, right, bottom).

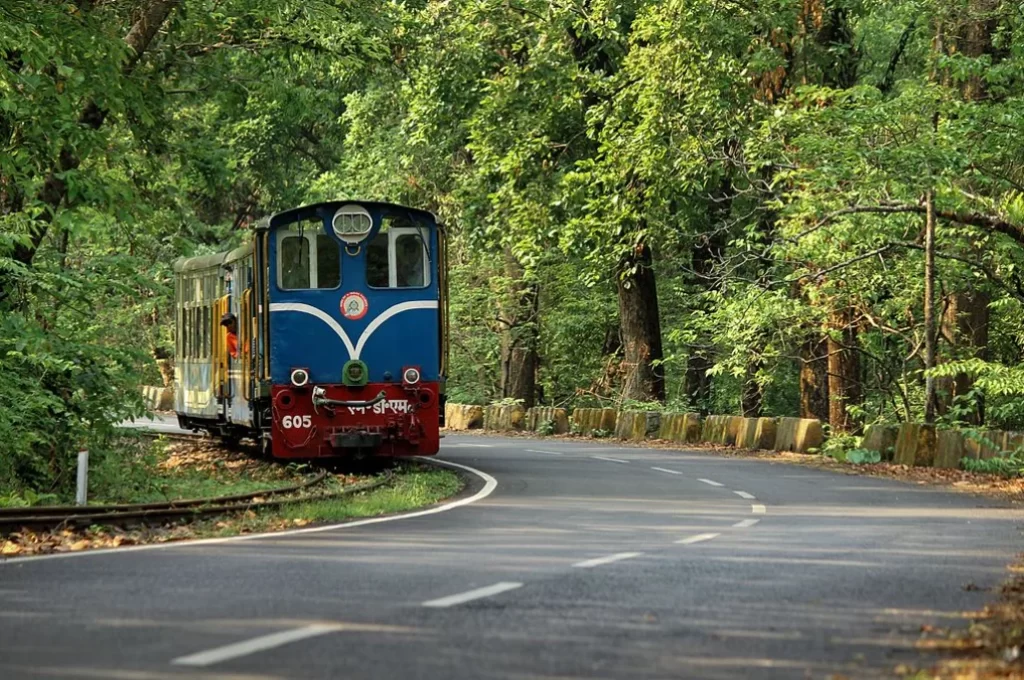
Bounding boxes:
403 367 421 385
331 205 373 245
290 368 310 388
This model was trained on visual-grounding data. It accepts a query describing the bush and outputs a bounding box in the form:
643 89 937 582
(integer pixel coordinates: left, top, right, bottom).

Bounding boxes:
0 310 146 500
537 419 555 436
844 448 882 465
961 452 1024 478
821 433 861 462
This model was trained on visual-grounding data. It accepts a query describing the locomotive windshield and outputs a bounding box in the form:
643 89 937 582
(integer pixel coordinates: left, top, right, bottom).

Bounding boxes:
366 215 430 289
277 220 341 290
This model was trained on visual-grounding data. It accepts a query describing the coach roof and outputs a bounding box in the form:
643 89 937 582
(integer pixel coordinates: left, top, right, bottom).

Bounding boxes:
173 242 253 274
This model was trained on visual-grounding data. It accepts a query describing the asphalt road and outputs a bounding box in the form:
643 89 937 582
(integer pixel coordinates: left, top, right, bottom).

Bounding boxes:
2 429 1022 679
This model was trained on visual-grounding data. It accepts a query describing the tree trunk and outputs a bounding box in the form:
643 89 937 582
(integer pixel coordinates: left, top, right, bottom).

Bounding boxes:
498 254 539 408
827 307 862 433
685 353 712 412
816 5 859 89
741 361 763 417
931 0 996 424
684 161 731 413
618 242 665 403
501 338 537 407
958 0 1002 101
799 336 830 420
684 232 722 412
937 290 990 423
924 191 938 423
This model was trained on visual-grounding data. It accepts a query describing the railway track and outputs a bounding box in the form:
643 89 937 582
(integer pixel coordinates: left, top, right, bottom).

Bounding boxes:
0 471 392 536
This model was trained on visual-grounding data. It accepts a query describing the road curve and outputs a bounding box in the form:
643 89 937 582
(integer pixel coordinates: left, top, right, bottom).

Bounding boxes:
1 434 1021 679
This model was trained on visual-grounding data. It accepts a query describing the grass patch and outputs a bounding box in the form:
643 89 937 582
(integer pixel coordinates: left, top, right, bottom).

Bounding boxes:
92 434 305 505
200 464 464 537
280 465 462 523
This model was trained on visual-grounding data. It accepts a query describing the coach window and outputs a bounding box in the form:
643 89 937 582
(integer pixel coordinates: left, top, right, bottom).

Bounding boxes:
277 221 340 290
366 217 430 289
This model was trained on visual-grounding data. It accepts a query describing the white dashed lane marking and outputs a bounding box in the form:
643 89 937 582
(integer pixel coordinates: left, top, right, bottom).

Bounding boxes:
675 533 721 545
422 582 523 608
573 552 643 568
752 504 767 515
697 478 723 487
650 466 682 475
591 456 629 464
733 519 760 528
525 449 562 455
733 491 756 500
172 625 338 667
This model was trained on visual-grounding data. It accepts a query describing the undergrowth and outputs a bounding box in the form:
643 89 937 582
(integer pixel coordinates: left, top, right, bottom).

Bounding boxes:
961 453 1024 478
0 434 300 507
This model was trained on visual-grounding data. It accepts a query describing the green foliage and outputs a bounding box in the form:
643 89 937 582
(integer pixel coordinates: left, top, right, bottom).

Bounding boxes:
537 419 556 436
961 453 1024 478
0 488 60 509
591 428 613 439
6 0 1024 497
845 449 883 465
822 433 862 462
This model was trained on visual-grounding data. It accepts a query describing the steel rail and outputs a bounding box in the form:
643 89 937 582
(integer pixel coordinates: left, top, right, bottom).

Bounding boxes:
0 472 329 517
0 472 392 536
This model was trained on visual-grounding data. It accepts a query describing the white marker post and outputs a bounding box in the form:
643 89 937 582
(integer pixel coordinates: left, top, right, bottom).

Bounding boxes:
75 450 89 506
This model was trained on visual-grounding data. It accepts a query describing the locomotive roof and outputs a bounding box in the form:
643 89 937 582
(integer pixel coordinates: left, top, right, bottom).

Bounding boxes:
174 201 438 274
255 200 438 231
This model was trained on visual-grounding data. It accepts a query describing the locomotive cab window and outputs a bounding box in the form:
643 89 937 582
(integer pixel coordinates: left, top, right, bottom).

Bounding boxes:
276 220 340 290
366 216 430 289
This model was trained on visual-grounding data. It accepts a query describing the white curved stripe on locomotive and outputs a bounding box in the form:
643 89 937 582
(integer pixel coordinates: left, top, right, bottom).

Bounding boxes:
352 300 438 358
269 300 438 361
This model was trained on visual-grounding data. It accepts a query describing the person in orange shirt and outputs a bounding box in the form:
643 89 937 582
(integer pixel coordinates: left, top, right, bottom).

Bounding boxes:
220 312 239 359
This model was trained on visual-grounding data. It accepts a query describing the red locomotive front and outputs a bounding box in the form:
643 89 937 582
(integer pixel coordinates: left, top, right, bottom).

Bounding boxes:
271 379 441 458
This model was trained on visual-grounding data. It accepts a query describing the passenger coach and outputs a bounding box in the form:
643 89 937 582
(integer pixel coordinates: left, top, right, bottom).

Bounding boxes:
173 201 449 458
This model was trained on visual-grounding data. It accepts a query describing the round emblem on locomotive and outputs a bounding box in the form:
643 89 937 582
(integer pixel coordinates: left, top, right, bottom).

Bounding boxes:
340 292 369 320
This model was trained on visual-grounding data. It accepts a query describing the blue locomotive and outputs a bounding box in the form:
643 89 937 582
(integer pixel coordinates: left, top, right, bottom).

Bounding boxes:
173 201 448 458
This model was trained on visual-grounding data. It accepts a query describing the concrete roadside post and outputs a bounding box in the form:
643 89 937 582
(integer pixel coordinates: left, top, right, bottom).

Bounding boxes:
76 450 89 506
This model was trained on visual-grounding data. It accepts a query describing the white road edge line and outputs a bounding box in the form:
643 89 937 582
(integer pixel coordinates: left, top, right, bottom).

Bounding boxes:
733 490 756 500
733 519 760 528
525 449 563 455
675 533 721 545
650 467 682 475
422 582 523 608
0 458 497 565
172 624 339 667
591 455 629 464
450 443 493 448
573 552 643 568
697 478 724 487
752 504 767 515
